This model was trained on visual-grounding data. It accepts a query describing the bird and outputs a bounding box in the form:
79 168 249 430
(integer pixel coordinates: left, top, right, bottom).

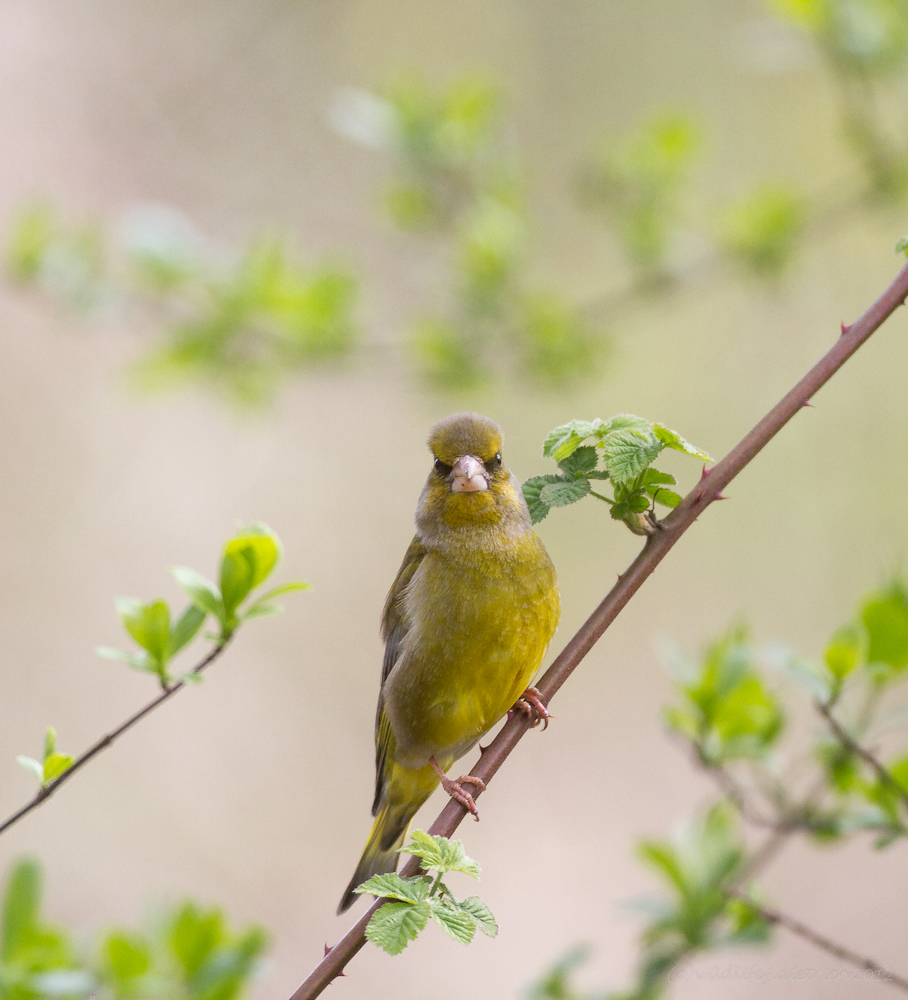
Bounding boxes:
338 411 560 914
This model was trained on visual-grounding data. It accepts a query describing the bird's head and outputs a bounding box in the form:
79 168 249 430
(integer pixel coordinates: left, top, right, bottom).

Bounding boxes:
416 412 531 540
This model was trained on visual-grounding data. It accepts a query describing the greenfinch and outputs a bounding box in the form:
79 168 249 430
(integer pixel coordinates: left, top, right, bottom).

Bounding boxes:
338 412 560 914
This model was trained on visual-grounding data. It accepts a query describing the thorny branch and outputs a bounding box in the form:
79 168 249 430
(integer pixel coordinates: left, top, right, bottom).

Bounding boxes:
291 262 908 1000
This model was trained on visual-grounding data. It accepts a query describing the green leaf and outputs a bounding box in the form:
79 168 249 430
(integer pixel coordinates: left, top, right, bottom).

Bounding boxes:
427 899 476 945
601 428 663 484
542 420 602 462
862 584 908 675
364 901 429 955
651 488 682 508
242 581 309 620
168 605 206 657
642 468 677 486
115 598 171 663
824 622 865 680
42 754 73 785
558 445 598 477
43 727 56 760
401 830 480 877
539 478 591 507
458 896 498 937
16 756 44 783
1 859 41 961
102 931 151 985
652 423 713 462
611 500 630 519
354 874 429 904
171 567 226 623
219 550 255 617
897 236 908 257
169 903 223 976
223 525 281 590
521 474 564 524
628 494 651 513
96 647 155 673
585 469 611 480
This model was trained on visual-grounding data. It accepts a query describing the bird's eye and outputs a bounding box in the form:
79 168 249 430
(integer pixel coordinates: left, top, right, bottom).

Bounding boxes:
434 458 452 476
487 453 502 470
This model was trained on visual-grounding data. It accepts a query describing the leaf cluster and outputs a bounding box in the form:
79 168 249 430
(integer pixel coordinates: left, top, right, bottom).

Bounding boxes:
523 415 711 534
355 831 497 956
0 858 266 1000
16 729 74 790
97 524 307 690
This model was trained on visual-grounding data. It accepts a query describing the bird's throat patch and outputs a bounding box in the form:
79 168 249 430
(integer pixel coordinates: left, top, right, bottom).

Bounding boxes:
442 490 500 528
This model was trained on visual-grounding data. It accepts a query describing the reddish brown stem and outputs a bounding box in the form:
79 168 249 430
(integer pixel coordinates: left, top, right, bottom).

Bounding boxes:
290 263 908 1000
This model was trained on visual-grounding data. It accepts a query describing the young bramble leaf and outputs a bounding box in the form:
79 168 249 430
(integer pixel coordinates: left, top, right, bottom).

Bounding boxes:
171 567 226 623
652 423 713 462
558 445 598 477
628 494 651 513
365 901 430 955
542 420 602 462
601 428 663 484
354 873 430 904
540 478 591 508
642 468 677 487
599 413 652 436
459 896 498 937
401 830 480 877
611 500 630 519
522 475 564 524
427 899 476 945
651 488 682 508
585 469 611 480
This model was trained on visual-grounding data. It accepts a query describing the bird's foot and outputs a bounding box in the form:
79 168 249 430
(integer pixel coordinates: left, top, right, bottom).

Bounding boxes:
513 686 553 730
429 756 486 821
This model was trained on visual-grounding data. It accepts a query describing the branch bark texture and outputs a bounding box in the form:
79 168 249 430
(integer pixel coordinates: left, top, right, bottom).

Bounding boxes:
291 263 908 999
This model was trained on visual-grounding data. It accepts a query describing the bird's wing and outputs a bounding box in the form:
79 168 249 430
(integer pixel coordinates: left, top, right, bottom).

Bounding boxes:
372 535 426 815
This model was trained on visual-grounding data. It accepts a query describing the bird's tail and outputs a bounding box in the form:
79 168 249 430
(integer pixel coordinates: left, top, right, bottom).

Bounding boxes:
337 757 443 914
337 801 410 914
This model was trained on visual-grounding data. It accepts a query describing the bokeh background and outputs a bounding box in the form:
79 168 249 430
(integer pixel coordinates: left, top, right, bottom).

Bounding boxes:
2 1 908 998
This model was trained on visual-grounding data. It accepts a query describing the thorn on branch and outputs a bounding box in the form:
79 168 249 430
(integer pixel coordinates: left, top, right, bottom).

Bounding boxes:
801 400 814 408
840 321 851 336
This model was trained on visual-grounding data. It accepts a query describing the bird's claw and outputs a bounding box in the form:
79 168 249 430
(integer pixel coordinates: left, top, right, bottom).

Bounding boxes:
439 774 486 820
514 686 553 730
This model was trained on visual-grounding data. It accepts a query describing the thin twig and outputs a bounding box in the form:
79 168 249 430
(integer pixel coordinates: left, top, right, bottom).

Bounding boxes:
0 638 231 837
290 263 908 1000
729 892 908 993
816 699 908 816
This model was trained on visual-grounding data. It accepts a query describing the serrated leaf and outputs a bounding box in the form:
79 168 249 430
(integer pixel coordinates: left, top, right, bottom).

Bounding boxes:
642 468 677 486
542 420 603 462
427 899 476 945
364 901 429 955
521 475 564 525
171 567 226 622
401 831 480 877
611 501 630 519
628 494 651 513
651 488 682 508
585 469 611 480
652 423 713 462
599 413 652 435
42 754 73 785
458 896 498 937
601 428 663 484
558 446 598 477
16 756 44 783
168 605 206 658
354 873 429 903
540 478 591 507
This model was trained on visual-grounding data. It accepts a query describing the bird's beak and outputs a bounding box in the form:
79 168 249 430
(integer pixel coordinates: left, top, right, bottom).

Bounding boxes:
451 455 490 493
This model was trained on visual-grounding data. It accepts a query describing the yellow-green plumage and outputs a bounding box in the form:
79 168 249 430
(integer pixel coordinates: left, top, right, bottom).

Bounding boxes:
338 413 559 913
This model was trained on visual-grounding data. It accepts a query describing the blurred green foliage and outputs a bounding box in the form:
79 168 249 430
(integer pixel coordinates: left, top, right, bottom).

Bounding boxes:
721 186 807 280
334 74 608 389
577 112 701 282
0 858 267 1000
527 580 908 998
16 730 73 791
5 204 357 405
770 0 908 194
